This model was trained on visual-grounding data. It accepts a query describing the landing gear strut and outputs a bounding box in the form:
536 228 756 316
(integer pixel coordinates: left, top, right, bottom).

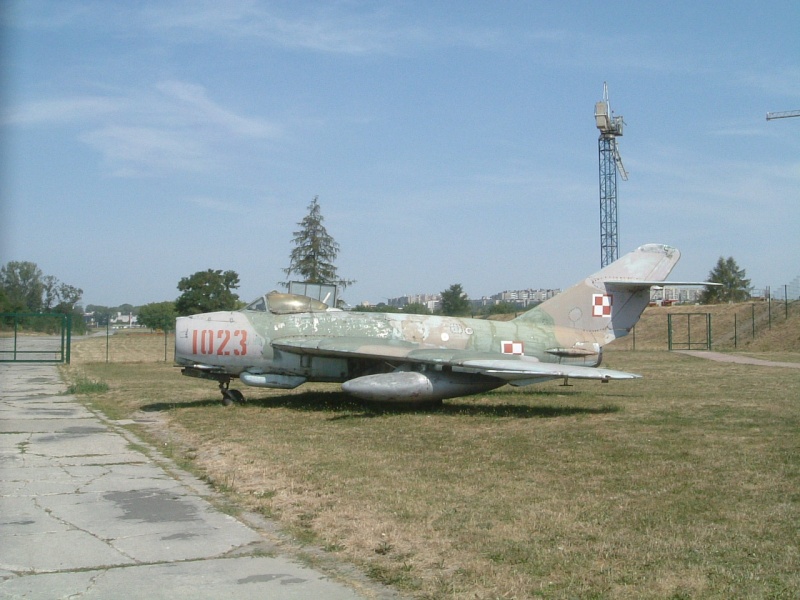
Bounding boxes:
219 379 245 406
180 368 246 405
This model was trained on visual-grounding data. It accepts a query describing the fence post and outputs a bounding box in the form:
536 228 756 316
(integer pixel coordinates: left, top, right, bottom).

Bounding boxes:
667 314 673 351
65 314 72 364
13 314 19 361
768 287 772 329
786 285 790 319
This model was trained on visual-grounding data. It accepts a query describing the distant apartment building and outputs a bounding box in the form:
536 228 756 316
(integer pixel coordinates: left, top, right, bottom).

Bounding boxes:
387 294 441 312
488 288 560 307
785 276 800 300
387 288 561 312
752 278 800 301
110 312 138 327
82 310 138 329
652 286 704 305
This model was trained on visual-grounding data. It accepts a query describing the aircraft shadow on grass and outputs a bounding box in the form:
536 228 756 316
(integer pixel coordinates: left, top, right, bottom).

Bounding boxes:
141 389 620 420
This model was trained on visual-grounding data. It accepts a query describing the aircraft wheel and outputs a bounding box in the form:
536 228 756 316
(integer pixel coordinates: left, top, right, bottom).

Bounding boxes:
218 378 241 406
221 388 245 405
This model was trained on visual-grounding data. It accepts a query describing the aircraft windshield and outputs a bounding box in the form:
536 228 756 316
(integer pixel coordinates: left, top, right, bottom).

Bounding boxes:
245 292 329 314
245 296 267 312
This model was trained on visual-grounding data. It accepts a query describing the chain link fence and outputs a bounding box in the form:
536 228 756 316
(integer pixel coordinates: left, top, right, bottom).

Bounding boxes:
70 330 174 364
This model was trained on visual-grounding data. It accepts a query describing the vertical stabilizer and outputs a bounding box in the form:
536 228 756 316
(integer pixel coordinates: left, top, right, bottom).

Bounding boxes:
515 244 681 346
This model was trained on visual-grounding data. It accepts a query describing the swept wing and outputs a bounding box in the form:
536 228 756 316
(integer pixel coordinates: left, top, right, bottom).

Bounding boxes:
273 336 640 386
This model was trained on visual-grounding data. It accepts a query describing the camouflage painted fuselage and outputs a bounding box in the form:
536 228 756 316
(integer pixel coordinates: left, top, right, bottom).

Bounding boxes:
176 244 686 403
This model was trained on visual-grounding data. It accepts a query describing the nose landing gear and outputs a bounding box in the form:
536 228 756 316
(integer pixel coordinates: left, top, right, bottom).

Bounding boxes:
219 379 246 406
179 367 246 406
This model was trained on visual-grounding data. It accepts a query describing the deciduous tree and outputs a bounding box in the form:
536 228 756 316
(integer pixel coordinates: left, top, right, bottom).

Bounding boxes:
486 301 519 316
0 261 83 314
175 269 242 316
403 302 432 315
137 301 177 331
0 261 45 312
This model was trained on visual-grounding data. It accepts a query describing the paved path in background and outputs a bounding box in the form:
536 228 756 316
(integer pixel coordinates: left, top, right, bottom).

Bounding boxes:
0 363 401 600
675 351 800 369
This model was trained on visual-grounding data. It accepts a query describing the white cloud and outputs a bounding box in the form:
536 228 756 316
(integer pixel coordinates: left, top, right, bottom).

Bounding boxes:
79 125 209 176
142 1 504 55
155 81 280 138
5 80 281 177
1 96 119 125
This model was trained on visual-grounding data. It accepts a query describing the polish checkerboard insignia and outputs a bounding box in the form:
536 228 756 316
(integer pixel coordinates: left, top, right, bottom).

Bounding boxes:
501 341 524 355
592 294 612 317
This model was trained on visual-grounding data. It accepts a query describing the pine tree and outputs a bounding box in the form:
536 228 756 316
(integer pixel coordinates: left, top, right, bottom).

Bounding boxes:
440 283 471 316
283 197 354 290
699 256 751 304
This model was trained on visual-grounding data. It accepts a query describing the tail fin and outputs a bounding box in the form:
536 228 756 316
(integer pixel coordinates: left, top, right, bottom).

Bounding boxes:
515 244 681 346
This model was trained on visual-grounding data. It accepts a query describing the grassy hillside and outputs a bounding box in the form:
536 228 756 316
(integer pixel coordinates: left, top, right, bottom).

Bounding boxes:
608 300 800 353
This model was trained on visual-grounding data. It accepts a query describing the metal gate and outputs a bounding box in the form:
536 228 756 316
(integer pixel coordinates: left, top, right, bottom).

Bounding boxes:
667 313 712 351
0 313 72 363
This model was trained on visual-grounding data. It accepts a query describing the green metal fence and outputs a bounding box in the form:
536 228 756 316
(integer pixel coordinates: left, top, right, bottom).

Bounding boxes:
0 313 72 363
668 313 712 351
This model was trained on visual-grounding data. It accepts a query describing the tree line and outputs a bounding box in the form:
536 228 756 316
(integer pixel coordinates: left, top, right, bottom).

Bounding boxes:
0 261 87 333
1 198 754 334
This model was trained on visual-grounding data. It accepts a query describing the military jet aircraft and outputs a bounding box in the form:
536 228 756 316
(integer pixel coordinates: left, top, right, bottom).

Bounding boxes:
175 243 705 405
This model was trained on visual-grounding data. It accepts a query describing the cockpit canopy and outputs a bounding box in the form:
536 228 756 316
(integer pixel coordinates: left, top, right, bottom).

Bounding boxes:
245 291 329 315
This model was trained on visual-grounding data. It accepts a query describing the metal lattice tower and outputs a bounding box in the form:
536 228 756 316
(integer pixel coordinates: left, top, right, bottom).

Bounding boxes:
595 83 628 267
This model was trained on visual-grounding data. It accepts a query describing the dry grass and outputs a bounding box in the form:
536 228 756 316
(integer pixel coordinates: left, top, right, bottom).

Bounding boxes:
609 301 799 352
64 319 800 599
71 330 173 363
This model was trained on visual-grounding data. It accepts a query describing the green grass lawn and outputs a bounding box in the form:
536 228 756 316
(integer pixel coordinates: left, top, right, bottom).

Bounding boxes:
65 346 800 599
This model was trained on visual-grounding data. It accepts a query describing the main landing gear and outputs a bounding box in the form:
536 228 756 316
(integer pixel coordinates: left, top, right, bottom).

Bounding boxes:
219 379 245 406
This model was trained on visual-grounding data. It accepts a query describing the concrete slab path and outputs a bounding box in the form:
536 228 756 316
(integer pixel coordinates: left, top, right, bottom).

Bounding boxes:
0 364 400 599
675 350 800 369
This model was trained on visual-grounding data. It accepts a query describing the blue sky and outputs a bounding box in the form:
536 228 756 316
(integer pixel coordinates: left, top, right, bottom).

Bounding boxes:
2 1 799 307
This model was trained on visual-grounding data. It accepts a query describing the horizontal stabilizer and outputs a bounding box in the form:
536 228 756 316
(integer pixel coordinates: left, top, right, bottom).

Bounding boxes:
460 359 640 382
604 280 720 291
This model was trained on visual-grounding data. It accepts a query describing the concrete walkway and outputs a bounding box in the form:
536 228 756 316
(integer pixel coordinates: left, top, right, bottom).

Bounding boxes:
675 350 800 369
0 364 399 599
